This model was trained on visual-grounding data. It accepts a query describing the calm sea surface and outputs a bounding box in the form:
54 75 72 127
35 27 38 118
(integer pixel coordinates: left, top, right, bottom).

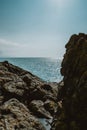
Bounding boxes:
0 58 62 82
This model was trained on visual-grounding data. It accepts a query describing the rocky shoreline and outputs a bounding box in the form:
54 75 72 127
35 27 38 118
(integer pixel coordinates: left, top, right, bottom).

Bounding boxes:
0 33 87 130
0 60 59 130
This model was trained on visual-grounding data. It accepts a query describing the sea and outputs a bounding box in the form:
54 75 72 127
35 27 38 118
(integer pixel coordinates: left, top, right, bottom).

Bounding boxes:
0 57 63 130
0 57 62 82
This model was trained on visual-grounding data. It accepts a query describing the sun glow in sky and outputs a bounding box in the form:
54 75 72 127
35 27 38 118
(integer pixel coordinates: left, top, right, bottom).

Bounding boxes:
48 0 77 10
0 0 87 58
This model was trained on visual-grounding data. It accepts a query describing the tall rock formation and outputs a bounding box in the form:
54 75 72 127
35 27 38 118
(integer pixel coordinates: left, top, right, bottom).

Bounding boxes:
51 33 87 130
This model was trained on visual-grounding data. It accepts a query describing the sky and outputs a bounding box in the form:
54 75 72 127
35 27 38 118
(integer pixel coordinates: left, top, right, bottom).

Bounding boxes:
0 0 87 58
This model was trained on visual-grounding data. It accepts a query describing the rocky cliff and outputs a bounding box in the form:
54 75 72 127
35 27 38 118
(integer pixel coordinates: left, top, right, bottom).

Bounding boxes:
0 61 58 130
0 33 87 130
51 33 87 130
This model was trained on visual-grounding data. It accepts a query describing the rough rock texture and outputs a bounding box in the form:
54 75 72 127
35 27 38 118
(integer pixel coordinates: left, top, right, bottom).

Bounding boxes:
29 100 52 119
0 98 45 130
51 33 87 130
0 61 58 130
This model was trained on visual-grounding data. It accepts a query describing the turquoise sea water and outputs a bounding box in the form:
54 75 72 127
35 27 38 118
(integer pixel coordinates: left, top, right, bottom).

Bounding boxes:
0 58 62 82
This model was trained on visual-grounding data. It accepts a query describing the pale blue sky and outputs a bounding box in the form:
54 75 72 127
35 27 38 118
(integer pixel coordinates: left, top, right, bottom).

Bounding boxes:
0 0 87 58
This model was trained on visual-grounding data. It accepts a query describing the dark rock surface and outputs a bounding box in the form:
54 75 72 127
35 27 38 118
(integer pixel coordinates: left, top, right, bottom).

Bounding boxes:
29 100 52 119
0 61 58 130
51 33 87 130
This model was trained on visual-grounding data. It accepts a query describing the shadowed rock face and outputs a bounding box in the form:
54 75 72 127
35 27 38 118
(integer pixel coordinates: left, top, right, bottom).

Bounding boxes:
51 33 87 130
0 61 58 130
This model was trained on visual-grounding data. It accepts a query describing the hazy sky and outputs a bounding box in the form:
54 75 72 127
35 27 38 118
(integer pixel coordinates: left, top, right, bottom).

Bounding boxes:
0 0 87 58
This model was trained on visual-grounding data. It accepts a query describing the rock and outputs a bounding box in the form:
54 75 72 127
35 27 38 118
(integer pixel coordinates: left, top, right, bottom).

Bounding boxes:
44 100 57 115
51 33 87 130
21 73 32 85
0 61 58 129
42 83 58 102
41 84 52 91
0 98 45 130
2 61 27 75
29 100 52 119
3 81 27 96
28 83 58 102
0 69 28 104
